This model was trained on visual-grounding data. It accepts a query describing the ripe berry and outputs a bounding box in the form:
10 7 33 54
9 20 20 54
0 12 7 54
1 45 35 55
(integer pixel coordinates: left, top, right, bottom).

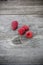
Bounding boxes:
26 31 33 38
18 28 25 35
11 21 18 30
22 25 29 31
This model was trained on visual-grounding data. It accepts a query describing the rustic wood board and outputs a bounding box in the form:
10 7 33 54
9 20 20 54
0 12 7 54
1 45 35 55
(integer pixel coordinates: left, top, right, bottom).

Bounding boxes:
0 15 43 64
0 0 43 15
0 0 43 64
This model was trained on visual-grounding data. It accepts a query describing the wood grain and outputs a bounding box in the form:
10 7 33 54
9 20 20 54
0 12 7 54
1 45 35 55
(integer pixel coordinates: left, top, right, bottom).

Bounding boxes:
0 0 43 64
0 15 43 64
0 0 43 15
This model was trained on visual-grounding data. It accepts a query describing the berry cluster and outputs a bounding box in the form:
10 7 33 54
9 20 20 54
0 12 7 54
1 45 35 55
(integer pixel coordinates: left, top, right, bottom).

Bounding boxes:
11 21 33 38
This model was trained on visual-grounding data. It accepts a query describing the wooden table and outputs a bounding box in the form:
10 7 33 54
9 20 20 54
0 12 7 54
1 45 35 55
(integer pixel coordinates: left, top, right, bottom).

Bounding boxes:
0 0 43 65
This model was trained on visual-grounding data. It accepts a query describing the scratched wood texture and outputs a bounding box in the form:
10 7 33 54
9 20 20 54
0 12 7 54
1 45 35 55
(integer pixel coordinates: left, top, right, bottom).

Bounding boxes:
0 0 43 65
0 0 43 15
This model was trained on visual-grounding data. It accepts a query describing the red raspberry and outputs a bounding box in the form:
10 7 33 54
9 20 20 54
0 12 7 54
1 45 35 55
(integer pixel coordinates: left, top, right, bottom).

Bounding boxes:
18 28 25 35
11 21 18 30
22 25 29 31
26 31 33 38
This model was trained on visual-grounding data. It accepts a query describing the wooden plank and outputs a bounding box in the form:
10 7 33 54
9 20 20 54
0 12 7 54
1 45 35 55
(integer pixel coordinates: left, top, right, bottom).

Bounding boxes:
0 0 43 6
0 0 43 15
0 15 43 64
0 6 43 15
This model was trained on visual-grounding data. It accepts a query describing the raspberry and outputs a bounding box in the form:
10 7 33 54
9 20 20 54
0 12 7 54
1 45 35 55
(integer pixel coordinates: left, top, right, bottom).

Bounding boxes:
18 28 25 35
22 25 29 31
26 31 33 38
11 21 18 30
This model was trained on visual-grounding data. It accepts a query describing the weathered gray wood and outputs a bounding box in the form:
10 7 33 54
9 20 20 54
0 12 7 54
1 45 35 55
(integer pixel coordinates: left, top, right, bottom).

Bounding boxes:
0 15 43 64
0 0 43 64
0 0 43 15
0 0 43 6
0 6 43 15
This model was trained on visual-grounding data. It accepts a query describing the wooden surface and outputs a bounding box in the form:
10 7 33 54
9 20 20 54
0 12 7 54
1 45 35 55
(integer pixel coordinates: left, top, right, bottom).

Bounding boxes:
0 0 43 15
0 15 43 64
0 0 43 65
